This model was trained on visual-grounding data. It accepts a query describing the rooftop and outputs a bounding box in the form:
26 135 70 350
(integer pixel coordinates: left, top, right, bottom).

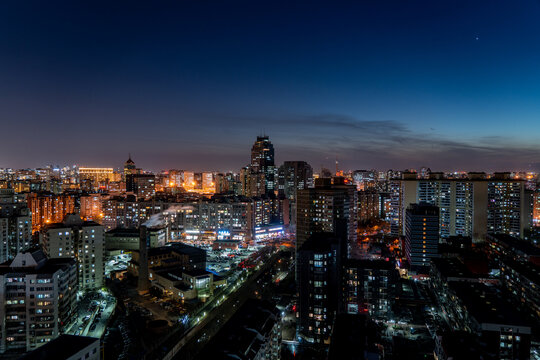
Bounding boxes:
19 335 98 360
431 257 479 280
448 282 531 330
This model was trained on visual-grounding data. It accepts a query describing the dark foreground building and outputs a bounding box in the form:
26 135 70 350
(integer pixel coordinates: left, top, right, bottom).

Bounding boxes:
297 233 341 344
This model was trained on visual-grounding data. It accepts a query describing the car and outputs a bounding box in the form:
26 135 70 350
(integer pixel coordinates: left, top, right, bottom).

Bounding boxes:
90 323 97 331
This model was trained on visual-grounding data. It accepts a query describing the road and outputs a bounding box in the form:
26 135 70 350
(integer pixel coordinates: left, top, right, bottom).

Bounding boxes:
146 249 283 360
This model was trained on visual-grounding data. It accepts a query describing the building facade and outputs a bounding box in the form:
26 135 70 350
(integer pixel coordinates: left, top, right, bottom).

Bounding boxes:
389 172 528 242
41 215 104 290
405 203 439 268
0 189 32 263
0 249 77 354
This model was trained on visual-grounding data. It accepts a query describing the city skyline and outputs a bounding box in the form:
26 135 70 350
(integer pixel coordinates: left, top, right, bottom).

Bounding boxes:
1 1 540 171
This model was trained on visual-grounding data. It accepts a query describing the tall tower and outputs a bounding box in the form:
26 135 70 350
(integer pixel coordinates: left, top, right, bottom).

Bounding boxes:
250 136 275 195
124 155 136 192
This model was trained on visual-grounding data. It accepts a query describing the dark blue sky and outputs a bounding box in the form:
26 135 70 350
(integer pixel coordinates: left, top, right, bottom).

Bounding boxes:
1 0 540 172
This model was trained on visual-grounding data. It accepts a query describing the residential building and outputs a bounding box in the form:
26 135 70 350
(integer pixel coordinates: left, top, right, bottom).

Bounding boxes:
27 193 76 233
0 189 32 263
343 259 397 316
296 177 357 260
0 249 77 354
389 172 528 241
297 233 341 344
404 203 439 268
40 215 104 290
133 174 156 199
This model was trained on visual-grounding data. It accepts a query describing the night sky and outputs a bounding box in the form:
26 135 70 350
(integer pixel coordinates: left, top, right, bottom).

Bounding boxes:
1 0 540 172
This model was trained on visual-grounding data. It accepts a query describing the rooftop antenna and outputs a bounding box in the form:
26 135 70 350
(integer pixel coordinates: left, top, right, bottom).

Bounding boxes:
335 157 339 175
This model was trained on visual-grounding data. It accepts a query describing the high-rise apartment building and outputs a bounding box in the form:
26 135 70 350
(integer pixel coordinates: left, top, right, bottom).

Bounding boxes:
202 172 214 193
357 190 381 224
296 177 357 258
0 189 32 263
79 194 104 223
297 233 341 344
133 174 156 199
343 259 397 316
533 190 540 227
389 172 528 241
40 215 104 290
0 249 77 354
405 203 439 268
183 171 195 191
27 193 76 233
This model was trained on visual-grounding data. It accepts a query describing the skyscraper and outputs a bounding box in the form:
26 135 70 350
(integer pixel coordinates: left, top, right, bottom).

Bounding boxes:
405 202 439 268
124 155 137 192
250 136 275 196
278 161 313 227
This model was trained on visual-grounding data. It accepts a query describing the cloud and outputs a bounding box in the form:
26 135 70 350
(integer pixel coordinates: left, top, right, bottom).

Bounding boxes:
266 113 540 172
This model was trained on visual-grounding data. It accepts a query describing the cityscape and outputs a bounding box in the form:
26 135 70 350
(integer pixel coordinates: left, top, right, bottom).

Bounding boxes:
2 1 540 360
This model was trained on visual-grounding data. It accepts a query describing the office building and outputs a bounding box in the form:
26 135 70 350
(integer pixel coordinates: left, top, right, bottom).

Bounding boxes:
249 135 275 196
124 155 137 192
0 189 32 263
404 203 439 268
0 249 77 354
41 215 105 290
297 233 341 344
78 167 115 190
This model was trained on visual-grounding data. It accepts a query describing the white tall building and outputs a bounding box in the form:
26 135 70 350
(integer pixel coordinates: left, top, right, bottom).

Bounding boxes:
389 172 529 242
0 249 77 354
41 215 104 290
